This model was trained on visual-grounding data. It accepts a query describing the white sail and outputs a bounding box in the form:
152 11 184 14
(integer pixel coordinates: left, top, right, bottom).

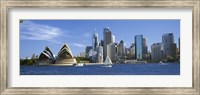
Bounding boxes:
104 56 112 64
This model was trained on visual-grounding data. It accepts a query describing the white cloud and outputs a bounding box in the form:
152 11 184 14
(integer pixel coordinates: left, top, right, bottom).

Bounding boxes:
72 43 86 48
83 32 91 38
47 40 63 45
20 21 68 44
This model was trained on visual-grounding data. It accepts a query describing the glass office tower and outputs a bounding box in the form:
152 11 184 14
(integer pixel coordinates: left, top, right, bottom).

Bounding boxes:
135 35 143 60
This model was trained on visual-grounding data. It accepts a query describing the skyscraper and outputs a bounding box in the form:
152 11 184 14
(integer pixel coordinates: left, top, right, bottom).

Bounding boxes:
129 43 135 59
162 33 176 57
112 35 115 43
103 27 112 60
85 46 92 58
178 37 180 52
100 40 104 47
142 38 148 54
107 43 117 62
118 40 125 56
151 43 163 61
96 46 103 63
142 38 148 60
92 32 98 51
135 35 143 60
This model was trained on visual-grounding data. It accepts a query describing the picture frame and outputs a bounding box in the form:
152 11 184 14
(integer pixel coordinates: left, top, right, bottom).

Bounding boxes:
0 0 199 95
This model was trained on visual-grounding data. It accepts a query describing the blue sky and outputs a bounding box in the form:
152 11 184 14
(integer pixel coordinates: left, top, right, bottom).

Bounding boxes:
20 20 180 59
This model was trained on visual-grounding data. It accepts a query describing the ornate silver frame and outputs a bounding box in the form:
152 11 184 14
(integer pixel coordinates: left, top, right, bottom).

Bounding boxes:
0 0 199 94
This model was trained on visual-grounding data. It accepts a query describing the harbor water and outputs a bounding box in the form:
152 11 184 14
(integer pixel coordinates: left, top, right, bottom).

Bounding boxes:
20 63 180 75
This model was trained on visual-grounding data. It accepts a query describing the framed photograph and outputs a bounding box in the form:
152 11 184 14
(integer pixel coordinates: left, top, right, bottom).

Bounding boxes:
1 0 199 95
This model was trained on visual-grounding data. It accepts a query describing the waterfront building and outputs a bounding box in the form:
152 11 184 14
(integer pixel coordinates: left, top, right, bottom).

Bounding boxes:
162 33 177 57
26 57 31 60
178 37 180 62
100 40 104 47
142 38 148 60
96 46 103 63
88 49 93 62
107 43 117 62
79 52 86 57
125 47 130 56
151 43 163 61
31 53 36 59
118 40 125 57
85 46 92 58
92 50 97 62
112 35 115 43
142 38 148 54
172 43 177 57
55 44 77 64
130 43 135 59
92 32 98 51
179 37 180 52
36 46 55 65
135 35 143 60
103 27 112 60
91 32 98 62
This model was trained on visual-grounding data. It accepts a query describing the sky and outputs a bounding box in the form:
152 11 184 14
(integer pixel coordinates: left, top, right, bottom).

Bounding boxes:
20 20 180 59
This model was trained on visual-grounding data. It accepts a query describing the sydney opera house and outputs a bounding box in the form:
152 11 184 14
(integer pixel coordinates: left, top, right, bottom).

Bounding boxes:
36 46 55 65
55 44 77 64
36 44 77 65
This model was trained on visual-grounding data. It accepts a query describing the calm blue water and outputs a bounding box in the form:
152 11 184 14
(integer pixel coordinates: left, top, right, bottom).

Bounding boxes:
20 63 180 75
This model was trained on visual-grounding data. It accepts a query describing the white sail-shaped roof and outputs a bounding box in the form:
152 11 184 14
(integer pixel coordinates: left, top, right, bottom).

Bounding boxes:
57 44 74 58
38 46 54 60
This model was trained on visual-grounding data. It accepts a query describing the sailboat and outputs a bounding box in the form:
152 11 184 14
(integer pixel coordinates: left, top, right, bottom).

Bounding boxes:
102 56 112 67
75 63 84 67
159 61 164 64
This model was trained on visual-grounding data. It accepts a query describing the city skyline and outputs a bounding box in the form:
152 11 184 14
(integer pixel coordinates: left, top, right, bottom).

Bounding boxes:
20 20 180 59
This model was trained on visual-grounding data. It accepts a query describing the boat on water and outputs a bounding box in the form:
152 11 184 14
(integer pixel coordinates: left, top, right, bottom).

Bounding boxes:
102 56 112 68
159 61 169 65
75 63 84 67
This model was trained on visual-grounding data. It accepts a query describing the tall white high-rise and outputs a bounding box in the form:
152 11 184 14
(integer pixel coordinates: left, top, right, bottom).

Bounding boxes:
107 43 117 62
96 46 103 63
112 35 115 43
